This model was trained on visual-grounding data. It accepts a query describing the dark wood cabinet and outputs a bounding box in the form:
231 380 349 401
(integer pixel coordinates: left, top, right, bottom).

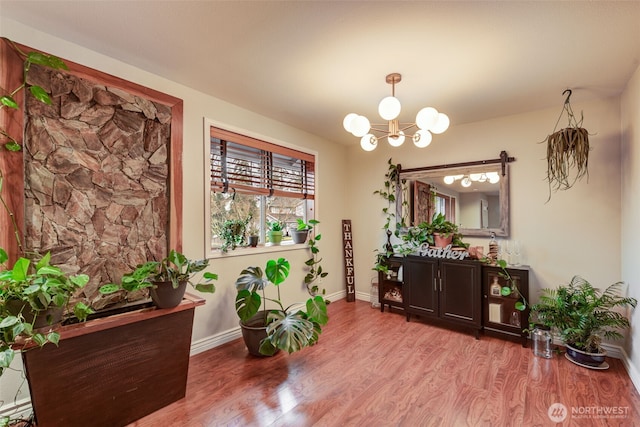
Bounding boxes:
403 255 482 338
378 256 404 312
482 265 530 346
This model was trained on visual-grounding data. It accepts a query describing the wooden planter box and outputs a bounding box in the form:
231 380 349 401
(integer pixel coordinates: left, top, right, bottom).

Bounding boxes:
21 294 204 427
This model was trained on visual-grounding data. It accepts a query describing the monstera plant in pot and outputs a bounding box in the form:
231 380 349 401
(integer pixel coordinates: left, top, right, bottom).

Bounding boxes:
235 257 328 356
100 249 217 308
530 276 637 368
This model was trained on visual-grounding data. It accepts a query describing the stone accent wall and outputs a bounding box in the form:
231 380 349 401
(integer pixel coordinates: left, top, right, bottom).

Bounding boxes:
24 65 171 308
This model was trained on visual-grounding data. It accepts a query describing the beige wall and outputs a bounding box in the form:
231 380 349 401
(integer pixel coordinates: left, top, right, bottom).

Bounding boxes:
0 18 349 408
346 95 623 306
2 14 640 409
622 63 640 383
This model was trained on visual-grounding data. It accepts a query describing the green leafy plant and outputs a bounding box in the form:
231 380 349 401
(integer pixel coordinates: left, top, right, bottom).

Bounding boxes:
219 217 250 252
301 220 327 295
373 159 406 271
295 218 315 231
494 259 527 311
99 249 217 295
235 257 328 355
529 276 637 353
267 221 284 232
0 248 92 378
1 38 68 151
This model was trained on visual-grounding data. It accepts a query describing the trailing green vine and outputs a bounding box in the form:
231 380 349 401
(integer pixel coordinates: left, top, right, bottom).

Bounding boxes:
494 259 527 311
303 220 328 297
372 158 408 272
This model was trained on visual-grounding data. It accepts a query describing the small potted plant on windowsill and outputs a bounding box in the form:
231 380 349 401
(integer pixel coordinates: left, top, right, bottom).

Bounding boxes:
219 217 250 252
99 249 217 308
247 226 259 247
267 221 284 245
290 218 318 244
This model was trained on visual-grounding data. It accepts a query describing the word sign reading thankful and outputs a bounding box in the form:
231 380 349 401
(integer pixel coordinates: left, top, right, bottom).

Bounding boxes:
342 220 356 302
418 244 470 260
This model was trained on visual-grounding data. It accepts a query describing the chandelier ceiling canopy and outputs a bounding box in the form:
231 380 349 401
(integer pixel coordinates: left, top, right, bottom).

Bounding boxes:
343 73 450 151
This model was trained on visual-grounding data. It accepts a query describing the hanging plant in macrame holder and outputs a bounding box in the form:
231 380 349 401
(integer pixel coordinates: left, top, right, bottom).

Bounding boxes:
543 89 590 201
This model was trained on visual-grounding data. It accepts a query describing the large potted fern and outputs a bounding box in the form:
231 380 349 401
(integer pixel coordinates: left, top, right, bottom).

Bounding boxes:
530 276 637 368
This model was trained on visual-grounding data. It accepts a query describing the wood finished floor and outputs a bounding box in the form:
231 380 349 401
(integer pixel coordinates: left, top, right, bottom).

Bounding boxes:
128 299 640 427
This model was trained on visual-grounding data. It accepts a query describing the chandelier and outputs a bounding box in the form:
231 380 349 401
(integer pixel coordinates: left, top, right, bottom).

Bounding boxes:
343 73 450 151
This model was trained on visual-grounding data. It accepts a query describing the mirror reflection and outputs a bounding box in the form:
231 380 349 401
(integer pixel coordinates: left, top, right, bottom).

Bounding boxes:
399 159 510 237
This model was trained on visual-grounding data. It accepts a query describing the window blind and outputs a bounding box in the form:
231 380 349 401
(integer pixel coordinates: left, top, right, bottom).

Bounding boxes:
210 127 315 200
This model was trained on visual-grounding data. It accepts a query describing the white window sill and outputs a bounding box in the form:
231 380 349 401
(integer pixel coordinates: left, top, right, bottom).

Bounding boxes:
208 242 309 259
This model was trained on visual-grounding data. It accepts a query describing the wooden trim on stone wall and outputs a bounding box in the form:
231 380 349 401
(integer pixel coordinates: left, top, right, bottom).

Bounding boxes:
0 38 27 262
0 40 184 260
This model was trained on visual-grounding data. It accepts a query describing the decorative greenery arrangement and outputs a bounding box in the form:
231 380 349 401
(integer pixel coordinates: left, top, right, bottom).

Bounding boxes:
529 276 636 353
235 257 328 355
542 89 590 201
99 249 217 295
373 159 406 272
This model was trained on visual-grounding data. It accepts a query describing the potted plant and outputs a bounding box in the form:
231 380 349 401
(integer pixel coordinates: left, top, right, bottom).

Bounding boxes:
291 218 318 244
266 221 284 245
247 225 259 247
99 249 217 308
426 212 466 248
0 247 93 379
530 276 637 368
235 257 328 356
543 89 590 201
219 217 250 252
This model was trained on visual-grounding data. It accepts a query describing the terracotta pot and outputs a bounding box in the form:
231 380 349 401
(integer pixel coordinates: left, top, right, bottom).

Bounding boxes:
433 233 453 248
149 280 187 309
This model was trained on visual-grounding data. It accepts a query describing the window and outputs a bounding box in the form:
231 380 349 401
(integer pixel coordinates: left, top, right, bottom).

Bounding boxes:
206 123 315 253
433 191 456 223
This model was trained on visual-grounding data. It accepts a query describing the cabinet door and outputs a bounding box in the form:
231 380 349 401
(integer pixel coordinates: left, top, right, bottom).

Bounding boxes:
404 258 438 318
439 260 481 326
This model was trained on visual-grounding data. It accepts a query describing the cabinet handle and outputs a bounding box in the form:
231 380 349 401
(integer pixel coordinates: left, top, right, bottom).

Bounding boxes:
439 278 442 292
433 277 437 291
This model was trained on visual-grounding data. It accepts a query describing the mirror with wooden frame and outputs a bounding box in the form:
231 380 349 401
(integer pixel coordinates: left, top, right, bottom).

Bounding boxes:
397 151 514 237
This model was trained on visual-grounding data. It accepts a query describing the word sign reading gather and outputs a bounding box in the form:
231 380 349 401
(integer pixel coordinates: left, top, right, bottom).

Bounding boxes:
342 220 356 302
418 244 470 260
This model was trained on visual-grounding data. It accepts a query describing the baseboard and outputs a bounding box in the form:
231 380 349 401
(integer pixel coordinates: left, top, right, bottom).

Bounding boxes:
190 290 348 356
0 397 33 422
606 343 640 394
190 326 242 356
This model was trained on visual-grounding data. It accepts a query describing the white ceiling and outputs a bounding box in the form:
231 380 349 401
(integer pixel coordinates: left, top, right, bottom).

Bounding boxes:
2 1 639 147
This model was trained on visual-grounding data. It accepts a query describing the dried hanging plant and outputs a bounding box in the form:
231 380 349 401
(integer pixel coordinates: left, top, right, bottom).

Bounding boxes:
542 89 590 201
